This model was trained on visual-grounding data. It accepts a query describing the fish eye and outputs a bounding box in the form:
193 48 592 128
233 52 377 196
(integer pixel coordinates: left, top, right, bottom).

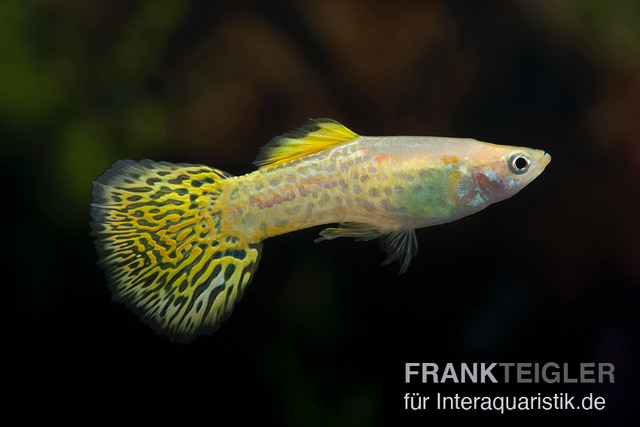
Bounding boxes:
508 152 531 175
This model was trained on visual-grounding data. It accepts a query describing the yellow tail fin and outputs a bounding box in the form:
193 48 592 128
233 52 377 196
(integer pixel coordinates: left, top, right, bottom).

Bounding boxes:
90 159 262 342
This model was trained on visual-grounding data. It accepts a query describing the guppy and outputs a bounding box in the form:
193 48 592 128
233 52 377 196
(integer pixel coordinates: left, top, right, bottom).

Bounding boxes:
91 118 551 342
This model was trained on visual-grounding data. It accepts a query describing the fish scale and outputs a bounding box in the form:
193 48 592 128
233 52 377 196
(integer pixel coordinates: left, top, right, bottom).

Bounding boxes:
224 145 392 240
91 118 550 341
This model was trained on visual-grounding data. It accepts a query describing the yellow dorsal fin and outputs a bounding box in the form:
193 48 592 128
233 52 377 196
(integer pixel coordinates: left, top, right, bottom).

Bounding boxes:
254 118 359 169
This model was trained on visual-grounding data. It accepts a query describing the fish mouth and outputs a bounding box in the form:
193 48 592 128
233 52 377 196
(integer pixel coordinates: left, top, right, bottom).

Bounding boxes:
542 151 552 166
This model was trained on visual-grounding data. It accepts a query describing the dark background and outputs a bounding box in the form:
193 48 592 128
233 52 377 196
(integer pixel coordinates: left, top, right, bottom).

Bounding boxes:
3 0 639 425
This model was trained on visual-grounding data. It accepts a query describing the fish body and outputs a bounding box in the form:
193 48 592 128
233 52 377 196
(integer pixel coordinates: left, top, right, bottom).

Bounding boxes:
91 119 550 341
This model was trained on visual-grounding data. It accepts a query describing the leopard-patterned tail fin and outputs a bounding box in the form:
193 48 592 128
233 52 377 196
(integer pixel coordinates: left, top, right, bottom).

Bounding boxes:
90 159 261 342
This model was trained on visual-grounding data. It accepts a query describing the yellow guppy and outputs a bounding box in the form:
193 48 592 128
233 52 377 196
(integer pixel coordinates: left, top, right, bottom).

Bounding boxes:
91 118 551 341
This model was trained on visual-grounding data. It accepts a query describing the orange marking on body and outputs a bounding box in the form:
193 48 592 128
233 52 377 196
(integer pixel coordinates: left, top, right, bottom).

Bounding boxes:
442 156 459 164
250 191 296 210
297 184 309 197
249 195 264 209
375 153 391 162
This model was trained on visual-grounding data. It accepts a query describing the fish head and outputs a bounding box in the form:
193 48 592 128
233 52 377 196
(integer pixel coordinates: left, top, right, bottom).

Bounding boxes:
363 136 551 226
464 143 551 206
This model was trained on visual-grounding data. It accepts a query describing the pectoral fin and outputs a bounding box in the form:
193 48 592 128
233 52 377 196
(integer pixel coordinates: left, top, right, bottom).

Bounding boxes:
380 227 418 274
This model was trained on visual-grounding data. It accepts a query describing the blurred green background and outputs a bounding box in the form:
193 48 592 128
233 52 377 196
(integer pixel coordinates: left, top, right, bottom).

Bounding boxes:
3 0 640 425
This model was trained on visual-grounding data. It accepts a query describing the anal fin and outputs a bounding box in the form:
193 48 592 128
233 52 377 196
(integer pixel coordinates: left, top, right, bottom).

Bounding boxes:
316 223 418 274
315 222 382 242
